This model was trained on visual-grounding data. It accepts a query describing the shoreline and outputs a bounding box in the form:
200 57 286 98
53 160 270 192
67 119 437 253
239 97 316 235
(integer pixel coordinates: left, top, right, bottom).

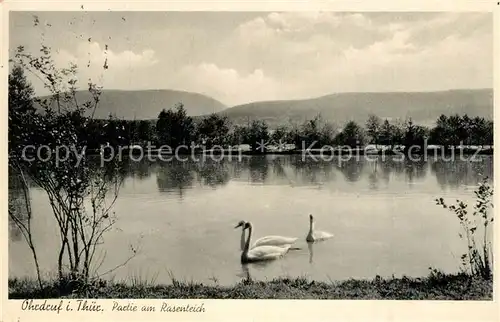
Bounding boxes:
88 147 494 157
8 272 492 300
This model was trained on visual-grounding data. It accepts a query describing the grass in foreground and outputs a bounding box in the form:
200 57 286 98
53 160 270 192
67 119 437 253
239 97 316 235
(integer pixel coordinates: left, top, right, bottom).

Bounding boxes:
9 271 492 300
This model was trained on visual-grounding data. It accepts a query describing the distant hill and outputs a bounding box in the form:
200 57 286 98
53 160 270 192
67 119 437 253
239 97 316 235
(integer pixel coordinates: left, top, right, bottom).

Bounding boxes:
219 89 493 128
35 89 493 127
36 89 227 119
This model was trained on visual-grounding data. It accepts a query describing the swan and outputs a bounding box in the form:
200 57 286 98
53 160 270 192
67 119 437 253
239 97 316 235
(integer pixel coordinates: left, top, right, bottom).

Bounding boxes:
306 214 334 242
241 222 291 263
234 220 298 248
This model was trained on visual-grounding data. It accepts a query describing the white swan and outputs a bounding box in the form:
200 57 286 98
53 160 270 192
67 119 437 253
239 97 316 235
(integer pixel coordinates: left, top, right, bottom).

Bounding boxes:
241 222 291 263
234 221 298 249
306 214 334 242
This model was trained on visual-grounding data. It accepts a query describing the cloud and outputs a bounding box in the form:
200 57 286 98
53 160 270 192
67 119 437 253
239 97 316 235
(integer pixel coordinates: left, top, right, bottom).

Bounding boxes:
296 24 492 95
19 12 492 105
50 42 159 90
198 12 492 103
57 41 158 68
170 63 282 105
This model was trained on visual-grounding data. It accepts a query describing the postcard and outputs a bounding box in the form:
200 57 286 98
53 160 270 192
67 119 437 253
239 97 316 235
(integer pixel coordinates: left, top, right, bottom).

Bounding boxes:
1 1 499 321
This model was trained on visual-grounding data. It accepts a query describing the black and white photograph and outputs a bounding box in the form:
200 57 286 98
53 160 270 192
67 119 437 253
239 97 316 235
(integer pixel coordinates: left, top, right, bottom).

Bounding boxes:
5 5 495 307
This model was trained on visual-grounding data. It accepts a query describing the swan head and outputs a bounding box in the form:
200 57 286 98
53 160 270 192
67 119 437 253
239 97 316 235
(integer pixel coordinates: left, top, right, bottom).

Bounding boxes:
243 222 252 230
309 214 314 221
234 220 246 229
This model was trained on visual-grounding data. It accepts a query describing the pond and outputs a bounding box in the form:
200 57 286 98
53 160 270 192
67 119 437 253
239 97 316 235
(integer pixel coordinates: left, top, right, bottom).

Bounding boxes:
9 155 493 285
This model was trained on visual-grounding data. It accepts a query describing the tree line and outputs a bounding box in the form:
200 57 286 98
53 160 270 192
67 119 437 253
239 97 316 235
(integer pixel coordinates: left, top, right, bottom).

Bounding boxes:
81 107 495 152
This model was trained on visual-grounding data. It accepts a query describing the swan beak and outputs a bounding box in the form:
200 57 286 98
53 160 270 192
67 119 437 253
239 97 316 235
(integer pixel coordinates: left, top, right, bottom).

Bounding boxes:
234 223 243 228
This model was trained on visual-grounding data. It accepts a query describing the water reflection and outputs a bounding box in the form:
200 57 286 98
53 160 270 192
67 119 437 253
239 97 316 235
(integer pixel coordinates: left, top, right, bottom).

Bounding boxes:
287 157 336 185
337 160 364 182
238 261 275 281
130 159 155 181
10 155 494 201
195 161 230 188
405 159 428 184
308 242 314 264
430 157 493 189
123 155 493 195
367 161 380 190
247 156 269 183
240 264 251 281
156 162 194 197
154 159 233 196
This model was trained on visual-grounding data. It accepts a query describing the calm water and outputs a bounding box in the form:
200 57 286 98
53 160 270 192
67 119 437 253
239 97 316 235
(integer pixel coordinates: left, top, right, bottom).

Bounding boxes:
9 155 493 285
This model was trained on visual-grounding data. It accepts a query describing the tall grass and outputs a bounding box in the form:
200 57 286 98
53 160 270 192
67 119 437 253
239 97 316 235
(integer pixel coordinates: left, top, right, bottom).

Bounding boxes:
128 269 159 288
436 177 493 280
9 271 492 300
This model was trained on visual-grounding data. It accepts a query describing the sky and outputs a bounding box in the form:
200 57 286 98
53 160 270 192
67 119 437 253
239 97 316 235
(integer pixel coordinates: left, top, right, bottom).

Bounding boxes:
9 11 493 106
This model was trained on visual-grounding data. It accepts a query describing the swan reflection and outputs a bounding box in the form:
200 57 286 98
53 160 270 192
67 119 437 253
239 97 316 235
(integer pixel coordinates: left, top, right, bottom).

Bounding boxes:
240 264 251 281
238 260 277 282
308 242 314 264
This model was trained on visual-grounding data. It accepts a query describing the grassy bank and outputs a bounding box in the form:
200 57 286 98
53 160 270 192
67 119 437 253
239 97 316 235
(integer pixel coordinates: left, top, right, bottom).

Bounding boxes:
9 272 492 300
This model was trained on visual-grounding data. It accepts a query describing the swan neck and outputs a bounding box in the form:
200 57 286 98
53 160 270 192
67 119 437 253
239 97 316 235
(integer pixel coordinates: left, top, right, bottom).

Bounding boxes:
240 227 246 250
244 226 252 253
309 219 314 233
